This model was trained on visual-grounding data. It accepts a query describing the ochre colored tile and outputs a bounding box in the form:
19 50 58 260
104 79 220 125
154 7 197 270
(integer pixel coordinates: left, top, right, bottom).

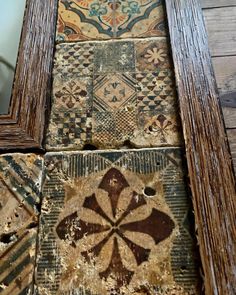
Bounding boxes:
114 0 167 39
57 0 115 41
0 154 43 294
56 0 167 42
93 73 137 111
36 149 200 294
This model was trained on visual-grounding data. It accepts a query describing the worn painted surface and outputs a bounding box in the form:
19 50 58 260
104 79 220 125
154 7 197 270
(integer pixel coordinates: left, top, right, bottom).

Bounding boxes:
46 38 182 150
0 154 43 294
35 149 200 294
57 0 167 41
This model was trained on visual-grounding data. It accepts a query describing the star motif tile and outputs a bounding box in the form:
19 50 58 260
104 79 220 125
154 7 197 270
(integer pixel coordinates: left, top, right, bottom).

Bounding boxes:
57 0 167 42
46 38 182 150
35 149 200 295
0 154 43 295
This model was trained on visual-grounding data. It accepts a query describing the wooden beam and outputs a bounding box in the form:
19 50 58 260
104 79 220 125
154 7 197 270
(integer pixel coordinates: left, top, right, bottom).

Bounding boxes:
166 0 236 294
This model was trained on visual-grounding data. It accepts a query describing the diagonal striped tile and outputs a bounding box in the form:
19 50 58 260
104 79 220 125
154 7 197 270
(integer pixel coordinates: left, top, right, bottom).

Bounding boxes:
0 154 43 295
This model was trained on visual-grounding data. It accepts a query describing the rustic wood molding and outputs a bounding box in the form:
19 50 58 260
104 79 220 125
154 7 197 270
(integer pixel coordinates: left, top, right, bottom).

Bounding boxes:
0 0 57 150
165 0 236 294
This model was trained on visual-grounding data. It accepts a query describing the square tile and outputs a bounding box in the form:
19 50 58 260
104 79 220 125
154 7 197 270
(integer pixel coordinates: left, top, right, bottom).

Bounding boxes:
54 42 94 77
114 0 167 39
57 0 115 42
93 73 137 112
35 149 200 294
0 154 43 294
57 0 167 42
133 111 183 147
53 76 93 111
136 70 177 112
46 110 92 150
135 38 172 72
92 110 137 148
94 41 135 73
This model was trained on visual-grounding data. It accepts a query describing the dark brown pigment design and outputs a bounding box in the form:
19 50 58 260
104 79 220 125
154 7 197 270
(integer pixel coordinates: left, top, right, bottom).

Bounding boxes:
56 168 174 289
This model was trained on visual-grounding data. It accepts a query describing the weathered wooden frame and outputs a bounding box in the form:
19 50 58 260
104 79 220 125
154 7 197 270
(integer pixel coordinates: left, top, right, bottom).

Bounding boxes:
165 0 236 294
0 0 57 150
0 0 235 293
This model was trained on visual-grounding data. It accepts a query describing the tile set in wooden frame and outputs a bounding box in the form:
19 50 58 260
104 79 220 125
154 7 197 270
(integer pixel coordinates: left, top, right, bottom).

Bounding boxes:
0 0 235 295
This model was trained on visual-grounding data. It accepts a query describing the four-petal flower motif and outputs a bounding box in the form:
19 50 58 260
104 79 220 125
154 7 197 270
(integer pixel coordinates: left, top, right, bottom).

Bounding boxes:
56 168 175 289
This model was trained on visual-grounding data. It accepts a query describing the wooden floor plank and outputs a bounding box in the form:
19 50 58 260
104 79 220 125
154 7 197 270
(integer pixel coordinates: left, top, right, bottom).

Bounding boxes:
227 129 236 174
211 56 236 129
212 56 236 94
222 107 236 129
201 0 236 9
203 7 236 56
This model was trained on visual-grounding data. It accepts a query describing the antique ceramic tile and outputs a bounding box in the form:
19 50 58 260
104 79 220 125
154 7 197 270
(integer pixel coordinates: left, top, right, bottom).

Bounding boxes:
36 149 200 294
53 42 95 78
0 154 43 294
93 73 137 111
57 0 167 42
47 38 182 150
113 0 167 39
94 41 135 73
135 39 172 72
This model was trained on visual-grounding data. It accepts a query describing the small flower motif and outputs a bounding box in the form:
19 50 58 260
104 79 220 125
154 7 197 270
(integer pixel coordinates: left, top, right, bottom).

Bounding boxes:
145 48 167 65
121 1 140 16
89 2 108 17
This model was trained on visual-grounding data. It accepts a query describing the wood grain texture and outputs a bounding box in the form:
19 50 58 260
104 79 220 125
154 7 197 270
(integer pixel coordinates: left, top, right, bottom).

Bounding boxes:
227 129 236 173
211 56 236 128
201 0 236 8
0 0 57 149
203 7 236 56
222 107 236 129
221 91 236 129
166 1 236 294
212 56 236 94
